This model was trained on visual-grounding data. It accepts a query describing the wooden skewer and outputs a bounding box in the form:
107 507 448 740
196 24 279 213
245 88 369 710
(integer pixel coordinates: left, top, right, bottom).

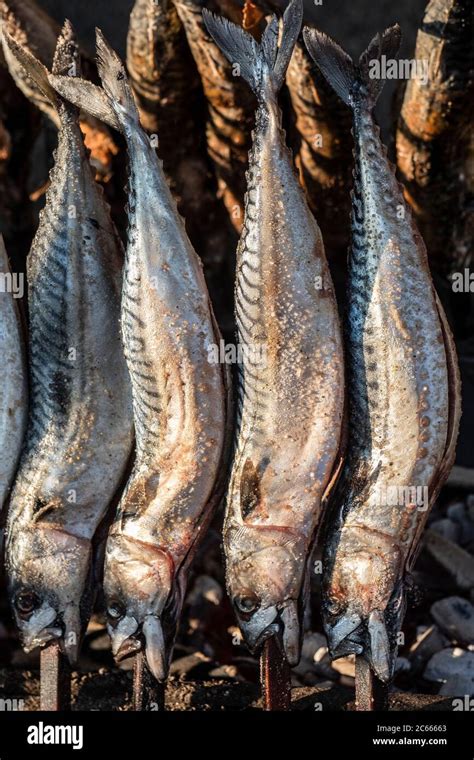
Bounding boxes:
132 651 166 711
355 655 389 711
260 636 291 711
40 641 71 711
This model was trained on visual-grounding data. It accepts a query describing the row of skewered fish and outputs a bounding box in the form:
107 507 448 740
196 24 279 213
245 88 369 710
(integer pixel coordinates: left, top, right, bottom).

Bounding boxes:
0 0 468 685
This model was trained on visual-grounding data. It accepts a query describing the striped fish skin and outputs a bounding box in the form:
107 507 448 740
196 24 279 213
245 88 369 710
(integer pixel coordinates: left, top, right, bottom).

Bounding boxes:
4 24 133 663
205 0 344 667
304 26 461 682
50 32 229 681
0 237 27 512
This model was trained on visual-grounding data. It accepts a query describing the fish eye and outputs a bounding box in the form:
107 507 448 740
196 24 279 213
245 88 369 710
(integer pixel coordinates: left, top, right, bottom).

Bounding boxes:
235 594 260 615
15 590 40 617
107 600 125 621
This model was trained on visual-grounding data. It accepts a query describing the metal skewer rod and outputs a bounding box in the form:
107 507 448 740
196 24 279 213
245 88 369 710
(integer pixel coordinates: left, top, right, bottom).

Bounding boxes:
355 655 389 711
132 651 165 711
40 641 71 711
260 636 291 711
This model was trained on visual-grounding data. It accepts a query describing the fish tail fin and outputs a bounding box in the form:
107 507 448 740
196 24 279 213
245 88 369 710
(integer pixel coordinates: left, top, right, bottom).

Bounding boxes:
203 0 303 101
1 29 58 108
303 24 401 110
95 29 140 126
49 28 138 135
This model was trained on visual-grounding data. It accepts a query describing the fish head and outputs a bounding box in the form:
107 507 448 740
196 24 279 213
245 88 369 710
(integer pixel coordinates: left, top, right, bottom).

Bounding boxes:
7 526 92 664
103 535 182 682
225 524 306 666
323 527 404 682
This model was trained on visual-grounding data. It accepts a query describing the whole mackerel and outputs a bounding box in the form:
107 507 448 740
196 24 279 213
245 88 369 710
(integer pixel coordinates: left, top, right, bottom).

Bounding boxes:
204 0 344 666
304 26 461 681
0 236 27 513
51 31 230 681
4 22 133 663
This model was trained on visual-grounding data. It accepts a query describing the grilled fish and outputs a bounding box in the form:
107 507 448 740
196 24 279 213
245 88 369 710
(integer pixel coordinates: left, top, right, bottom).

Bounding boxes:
4 22 133 663
174 0 255 232
0 0 118 180
396 0 474 283
51 31 230 681
0 235 27 513
127 0 237 329
304 25 461 682
204 0 344 666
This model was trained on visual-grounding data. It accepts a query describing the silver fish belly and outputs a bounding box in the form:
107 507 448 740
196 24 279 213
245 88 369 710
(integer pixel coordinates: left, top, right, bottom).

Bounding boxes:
205 1 344 666
4 23 133 662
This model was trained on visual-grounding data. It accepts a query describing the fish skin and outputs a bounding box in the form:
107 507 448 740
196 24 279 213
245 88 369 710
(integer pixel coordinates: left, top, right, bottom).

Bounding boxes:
204 0 344 667
173 0 255 232
397 0 474 283
4 23 133 664
51 31 230 681
304 26 461 681
126 0 237 330
0 0 118 180
0 236 27 512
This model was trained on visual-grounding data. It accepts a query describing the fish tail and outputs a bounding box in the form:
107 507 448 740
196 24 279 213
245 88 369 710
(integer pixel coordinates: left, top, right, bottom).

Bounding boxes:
95 29 140 128
303 24 401 111
49 29 140 135
203 0 303 101
1 28 58 108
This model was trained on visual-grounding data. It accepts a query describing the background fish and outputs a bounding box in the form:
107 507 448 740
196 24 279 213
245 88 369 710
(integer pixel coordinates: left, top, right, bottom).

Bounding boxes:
286 38 353 277
51 31 231 681
304 24 461 682
204 0 344 667
174 0 255 233
0 0 118 181
396 0 474 292
4 22 133 664
0 235 27 514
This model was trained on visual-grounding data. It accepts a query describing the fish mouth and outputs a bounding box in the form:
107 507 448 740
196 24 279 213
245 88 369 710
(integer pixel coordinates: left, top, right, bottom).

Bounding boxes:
115 636 143 662
239 601 301 666
326 609 394 683
22 627 63 653
110 614 168 682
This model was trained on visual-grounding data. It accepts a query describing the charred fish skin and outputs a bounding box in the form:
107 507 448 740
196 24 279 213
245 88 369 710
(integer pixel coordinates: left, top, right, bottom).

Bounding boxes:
51 32 229 682
0 236 27 512
397 0 474 286
173 0 255 232
205 0 344 667
4 23 133 663
304 27 461 682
